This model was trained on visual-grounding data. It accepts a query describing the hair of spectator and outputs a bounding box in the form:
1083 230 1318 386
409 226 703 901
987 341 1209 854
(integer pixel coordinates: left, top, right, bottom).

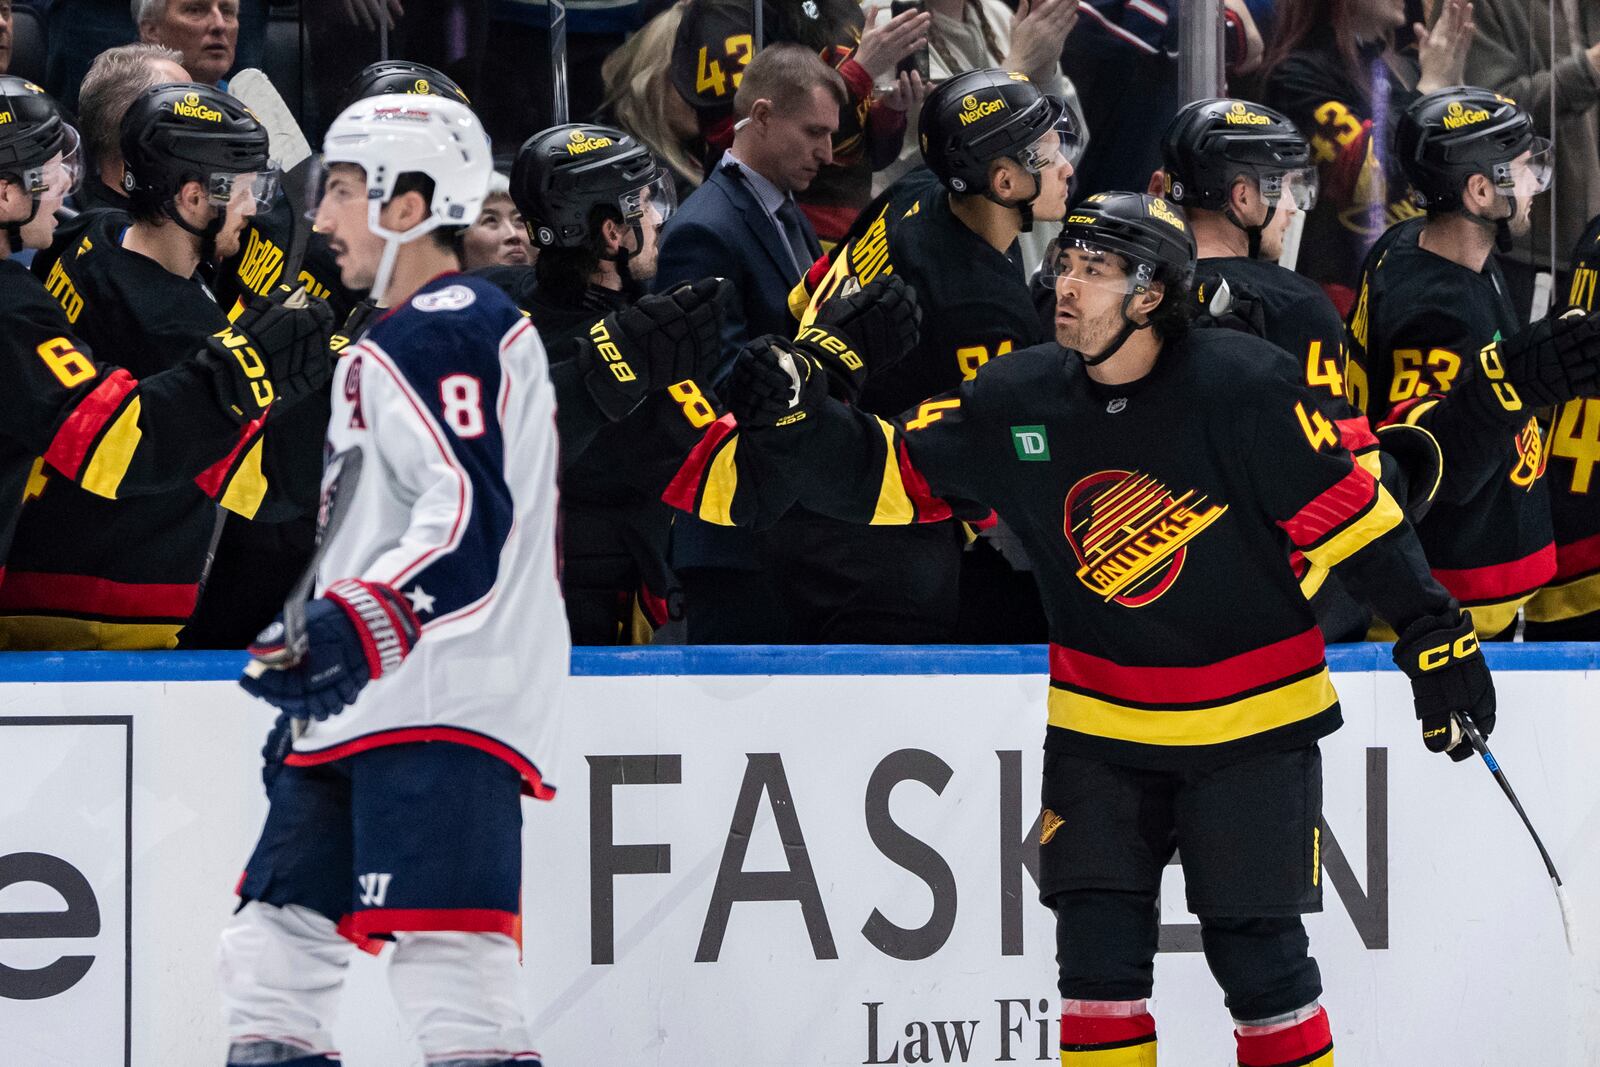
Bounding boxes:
130 0 165 27
1264 0 1366 84
732 43 848 121
601 4 702 188
79 43 184 172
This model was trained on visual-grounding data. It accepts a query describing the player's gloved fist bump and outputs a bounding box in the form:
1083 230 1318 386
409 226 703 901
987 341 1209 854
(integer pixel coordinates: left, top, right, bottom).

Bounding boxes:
580 279 729 421
804 274 922 398
206 286 338 418
240 579 421 720
1391 609 1495 761
727 337 827 428
1504 307 1600 407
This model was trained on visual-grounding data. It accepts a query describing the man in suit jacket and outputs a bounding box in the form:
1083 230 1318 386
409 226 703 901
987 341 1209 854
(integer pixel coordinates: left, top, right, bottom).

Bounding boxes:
653 43 847 644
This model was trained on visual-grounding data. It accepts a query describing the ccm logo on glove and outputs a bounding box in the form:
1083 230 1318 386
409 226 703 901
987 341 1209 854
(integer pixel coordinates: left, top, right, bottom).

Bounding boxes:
212 325 274 408
1415 631 1480 671
588 320 638 383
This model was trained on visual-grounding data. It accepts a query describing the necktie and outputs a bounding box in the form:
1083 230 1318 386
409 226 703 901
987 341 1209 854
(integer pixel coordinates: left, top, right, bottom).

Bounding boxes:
774 198 815 278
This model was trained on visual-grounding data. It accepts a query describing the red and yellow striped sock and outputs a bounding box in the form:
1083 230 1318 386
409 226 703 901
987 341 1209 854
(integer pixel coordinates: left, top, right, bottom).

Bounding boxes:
1236 1004 1334 1067
1060 1005 1157 1065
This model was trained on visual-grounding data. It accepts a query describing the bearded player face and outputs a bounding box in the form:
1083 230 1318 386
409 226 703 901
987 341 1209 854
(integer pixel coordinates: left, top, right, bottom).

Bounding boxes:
1052 247 1140 353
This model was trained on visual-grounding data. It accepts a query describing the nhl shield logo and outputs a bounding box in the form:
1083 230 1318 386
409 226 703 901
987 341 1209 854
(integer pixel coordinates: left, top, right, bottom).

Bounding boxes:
1063 470 1227 607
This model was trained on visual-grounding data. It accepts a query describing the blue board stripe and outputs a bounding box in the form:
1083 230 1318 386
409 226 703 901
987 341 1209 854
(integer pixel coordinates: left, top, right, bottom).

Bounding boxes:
0 644 1598 682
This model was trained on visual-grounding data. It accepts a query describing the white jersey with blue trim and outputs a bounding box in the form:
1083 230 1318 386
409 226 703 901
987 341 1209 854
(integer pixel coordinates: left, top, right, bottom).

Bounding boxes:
291 272 569 799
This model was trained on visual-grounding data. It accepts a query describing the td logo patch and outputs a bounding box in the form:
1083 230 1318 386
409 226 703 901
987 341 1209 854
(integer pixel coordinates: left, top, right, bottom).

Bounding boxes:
1011 425 1050 461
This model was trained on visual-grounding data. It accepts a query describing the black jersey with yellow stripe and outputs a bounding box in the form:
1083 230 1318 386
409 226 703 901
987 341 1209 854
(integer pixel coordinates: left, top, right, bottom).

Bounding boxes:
1526 214 1600 637
3 217 307 649
0 258 249 599
798 186 1044 416
1346 217 1552 638
668 329 1454 769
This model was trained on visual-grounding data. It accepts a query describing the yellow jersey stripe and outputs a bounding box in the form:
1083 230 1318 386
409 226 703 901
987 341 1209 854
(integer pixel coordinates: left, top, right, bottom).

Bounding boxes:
871 417 915 525
219 438 269 519
1525 571 1600 623
0 616 182 651
1048 669 1337 746
1302 484 1403 571
1061 1039 1157 1066
699 435 739 526
79 397 143 499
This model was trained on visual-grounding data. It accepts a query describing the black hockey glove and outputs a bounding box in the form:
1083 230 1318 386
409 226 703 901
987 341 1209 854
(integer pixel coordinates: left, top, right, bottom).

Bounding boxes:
331 297 382 354
727 336 829 429
799 274 922 402
204 286 337 420
1451 309 1600 426
578 278 727 421
1392 609 1495 761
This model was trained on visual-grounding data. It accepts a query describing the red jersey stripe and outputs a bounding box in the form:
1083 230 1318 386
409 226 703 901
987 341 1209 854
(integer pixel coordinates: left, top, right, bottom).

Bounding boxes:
896 438 953 523
1279 464 1377 549
43 369 137 479
1050 627 1326 706
1061 1010 1156 1046
284 725 556 800
662 414 737 514
0 570 198 618
1553 528 1600 581
1432 542 1556 602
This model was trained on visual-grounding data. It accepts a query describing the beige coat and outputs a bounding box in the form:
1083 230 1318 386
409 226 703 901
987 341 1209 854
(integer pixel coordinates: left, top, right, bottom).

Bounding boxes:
1461 0 1600 271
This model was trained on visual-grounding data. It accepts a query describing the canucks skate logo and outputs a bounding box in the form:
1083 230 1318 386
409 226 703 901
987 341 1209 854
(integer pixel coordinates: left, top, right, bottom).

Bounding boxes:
1444 100 1491 129
1508 416 1549 489
174 91 223 122
1039 809 1064 846
1064 470 1227 607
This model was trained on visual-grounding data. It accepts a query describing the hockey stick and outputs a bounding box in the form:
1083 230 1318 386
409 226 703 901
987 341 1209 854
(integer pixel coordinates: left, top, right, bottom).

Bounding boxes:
243 446 366 682
549 0 570 125
226 69 317 288
1456 711 1578 954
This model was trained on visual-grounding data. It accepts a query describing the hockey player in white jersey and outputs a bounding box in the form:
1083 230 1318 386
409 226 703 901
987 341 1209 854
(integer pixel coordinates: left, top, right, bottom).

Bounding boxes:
219 93 715 1067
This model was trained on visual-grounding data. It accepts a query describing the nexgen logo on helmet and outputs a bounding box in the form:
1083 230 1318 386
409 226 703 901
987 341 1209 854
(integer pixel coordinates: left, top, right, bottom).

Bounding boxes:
174 92 224 122
1443 100 1491 129
566 132 615 156
959 96 1006 126
1225 101 1272 126
1147 198 1186 231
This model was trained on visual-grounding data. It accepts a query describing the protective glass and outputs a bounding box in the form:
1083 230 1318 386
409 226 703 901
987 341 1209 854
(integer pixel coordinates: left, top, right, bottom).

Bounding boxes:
1039 237 1150 296
25 124 83 200
621 171 677 231
210 168 280 212
1018 110 1085 173
1495 138 1554 199
1258 166 1318 212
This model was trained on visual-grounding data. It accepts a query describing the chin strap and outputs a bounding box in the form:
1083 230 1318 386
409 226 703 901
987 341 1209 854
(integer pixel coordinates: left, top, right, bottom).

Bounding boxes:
1224 201 1275 260
1461 198 1515 254
163 199 223 266
1078 292 1154 366
600 220 647 299
5 186 43 253
985 167 1043 234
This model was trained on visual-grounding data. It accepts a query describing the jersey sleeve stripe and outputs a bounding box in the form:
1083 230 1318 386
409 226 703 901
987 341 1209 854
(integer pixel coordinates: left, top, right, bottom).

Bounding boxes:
1300 483 1403 570
42 369 138 482
870 418 916 524
698 434 740 525
195 418 265 499
662 414 737 518
1335 416 1379 452
218 437 269 518
895 437 955 523
77 396 144 499
1278 463 1382 552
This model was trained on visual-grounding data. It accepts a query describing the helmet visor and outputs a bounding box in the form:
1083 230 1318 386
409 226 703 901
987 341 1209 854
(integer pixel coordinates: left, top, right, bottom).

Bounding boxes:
1040 236 1151 296
26 124 83 201
1017 106 1084 173
620 171 676 230
1498 138 1553 199
212 167 280 212
1259 165 1318 211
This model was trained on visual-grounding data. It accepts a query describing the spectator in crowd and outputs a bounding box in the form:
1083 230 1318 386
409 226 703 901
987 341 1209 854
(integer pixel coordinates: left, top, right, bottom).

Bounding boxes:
1460 0 1600 313
1060 0 1178 199
0 0 12 75
459 173 533 270
1263 0 1476 314
653 43 841 643
46 0 137 112
671 0 930 242
600 1 705 198
135 0 239 86
75 43 189 213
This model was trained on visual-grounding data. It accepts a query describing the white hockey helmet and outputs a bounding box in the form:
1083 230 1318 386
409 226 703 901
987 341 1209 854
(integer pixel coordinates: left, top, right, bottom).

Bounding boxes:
319 93 492 298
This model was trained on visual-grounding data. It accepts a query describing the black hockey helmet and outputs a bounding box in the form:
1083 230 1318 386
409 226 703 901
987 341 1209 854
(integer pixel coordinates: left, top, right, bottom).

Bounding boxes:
0 76 81 245
919 68 1079 228
510 123 673 250
1396 86 1550 213
1044 192 1198 361
1161 98 1316 212
337 60 471 114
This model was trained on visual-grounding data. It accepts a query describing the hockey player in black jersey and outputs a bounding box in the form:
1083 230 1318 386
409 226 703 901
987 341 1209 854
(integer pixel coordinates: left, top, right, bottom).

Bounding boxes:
679 192 1500 1066
0 77 333 588
1155 97 1445 640
1346 87 1600 639
5 81 332 649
